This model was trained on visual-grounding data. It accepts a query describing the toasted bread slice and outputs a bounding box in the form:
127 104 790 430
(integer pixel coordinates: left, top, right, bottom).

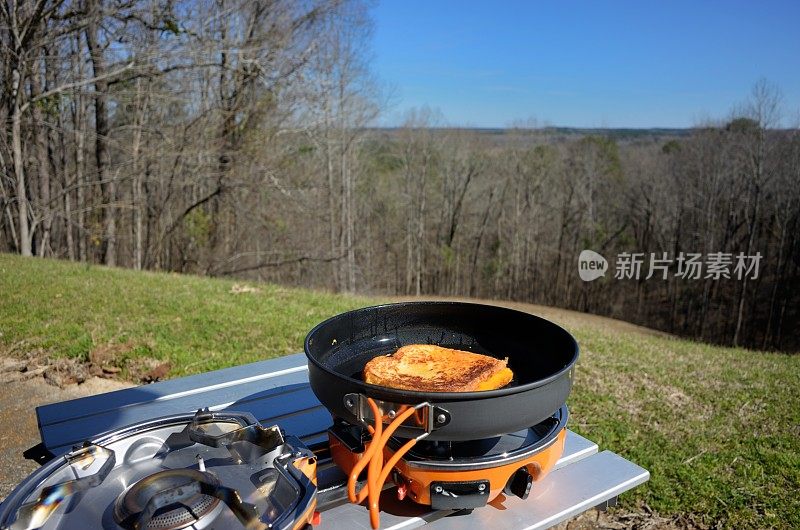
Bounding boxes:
363 344 513 392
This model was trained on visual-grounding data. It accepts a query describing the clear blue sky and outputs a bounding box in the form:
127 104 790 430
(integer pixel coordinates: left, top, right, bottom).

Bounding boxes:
371 1 800 128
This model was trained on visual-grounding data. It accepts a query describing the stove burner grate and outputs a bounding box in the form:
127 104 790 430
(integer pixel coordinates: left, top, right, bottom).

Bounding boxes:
114 469 222 530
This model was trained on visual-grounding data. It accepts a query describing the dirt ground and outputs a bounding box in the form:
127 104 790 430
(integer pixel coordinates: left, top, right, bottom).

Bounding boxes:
0 363 130 501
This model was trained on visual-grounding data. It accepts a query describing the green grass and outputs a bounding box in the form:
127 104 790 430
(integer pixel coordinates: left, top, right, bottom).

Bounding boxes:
1 253 798 528
0 254 376 375
566 329 800 529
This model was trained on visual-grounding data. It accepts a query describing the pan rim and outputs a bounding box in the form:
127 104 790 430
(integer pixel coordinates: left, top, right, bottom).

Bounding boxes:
303 300 579 401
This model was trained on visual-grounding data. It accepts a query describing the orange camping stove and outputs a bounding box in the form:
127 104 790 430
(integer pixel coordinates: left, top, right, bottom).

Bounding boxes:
327 404 568 527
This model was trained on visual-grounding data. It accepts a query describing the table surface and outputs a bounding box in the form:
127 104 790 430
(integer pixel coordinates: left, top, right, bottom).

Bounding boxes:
34 353 649 529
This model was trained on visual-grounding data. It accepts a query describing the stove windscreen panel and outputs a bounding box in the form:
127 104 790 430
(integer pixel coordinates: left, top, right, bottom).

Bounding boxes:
36 354 319 457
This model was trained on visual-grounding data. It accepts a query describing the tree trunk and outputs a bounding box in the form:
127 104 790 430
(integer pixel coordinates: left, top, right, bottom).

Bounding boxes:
131 78 147 270
470 186 496 296
75 125 86 262
85 2 116 266
732 126 764 346
11 66 31 257
763 201 790 348
0 151 19 250
30 62 53 257
325 99 339 290
416 174 426 296
57 91 74 261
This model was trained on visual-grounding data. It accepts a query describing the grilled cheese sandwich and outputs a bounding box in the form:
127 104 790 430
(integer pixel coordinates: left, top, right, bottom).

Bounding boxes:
363 344 513 392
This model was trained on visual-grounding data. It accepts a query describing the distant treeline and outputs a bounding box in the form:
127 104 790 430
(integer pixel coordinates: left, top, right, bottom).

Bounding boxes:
349 107 799 352
1 1 797 351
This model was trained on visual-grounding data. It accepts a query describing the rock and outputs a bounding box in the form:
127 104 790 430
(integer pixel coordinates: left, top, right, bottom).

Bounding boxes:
42 358 89 388
142 362 171 383
0 367 46 384
0 359 27 373
43 369 66 388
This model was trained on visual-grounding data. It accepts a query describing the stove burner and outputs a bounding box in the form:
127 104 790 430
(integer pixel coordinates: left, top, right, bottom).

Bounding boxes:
114 469 222 530
395 413 562 467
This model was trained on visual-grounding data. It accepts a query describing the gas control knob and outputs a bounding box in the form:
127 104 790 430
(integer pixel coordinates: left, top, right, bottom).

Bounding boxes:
504 466 533 499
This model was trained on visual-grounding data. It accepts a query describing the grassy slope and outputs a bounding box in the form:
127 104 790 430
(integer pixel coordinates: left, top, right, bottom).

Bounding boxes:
0 254 375 376
1 254 798 529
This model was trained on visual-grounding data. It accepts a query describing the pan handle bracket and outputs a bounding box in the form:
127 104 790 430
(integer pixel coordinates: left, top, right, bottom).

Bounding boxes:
343 393 451 433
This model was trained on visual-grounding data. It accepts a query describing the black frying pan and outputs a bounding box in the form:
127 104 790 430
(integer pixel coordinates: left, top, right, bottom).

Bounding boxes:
304 302 579 441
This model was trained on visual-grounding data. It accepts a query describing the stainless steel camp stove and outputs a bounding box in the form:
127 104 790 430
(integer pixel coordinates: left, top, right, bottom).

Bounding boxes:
0 410 318 530
0 404 576 530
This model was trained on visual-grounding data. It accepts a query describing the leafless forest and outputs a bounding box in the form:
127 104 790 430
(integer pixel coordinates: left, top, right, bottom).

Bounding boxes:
2 1 799 351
